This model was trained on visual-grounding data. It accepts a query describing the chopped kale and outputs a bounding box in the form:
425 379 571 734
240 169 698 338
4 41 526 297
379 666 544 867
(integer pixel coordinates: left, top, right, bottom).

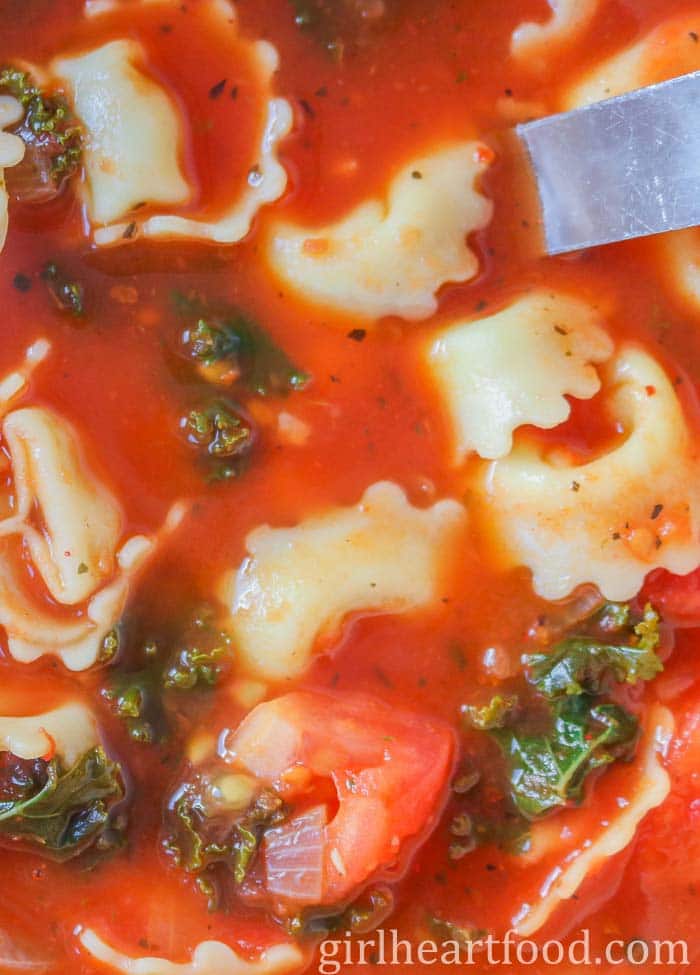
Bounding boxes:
462 695 518 731
102 671 163 744
164 781 287 896
462 600 661 822
184 401 252 458
525 603 662 699
41 262 84 317
0 747 124 860
177 295 309 396
491 696 639 819
0 67 82 185
162 607 234 690
287 886 394 938
102 607 234 744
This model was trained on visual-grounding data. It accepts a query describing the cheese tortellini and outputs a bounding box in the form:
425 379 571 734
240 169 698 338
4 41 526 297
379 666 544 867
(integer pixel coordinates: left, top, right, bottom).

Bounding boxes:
427 292 613 461
563 14 700 110
51 0 292 247
0 702 99 767
222 481 466 680
472 346 700 601
266 142 493 322
52 40 191 228
0 342 184 670
79 930 303 975
0 96 25 253
661 228 700 311
511 0 600 67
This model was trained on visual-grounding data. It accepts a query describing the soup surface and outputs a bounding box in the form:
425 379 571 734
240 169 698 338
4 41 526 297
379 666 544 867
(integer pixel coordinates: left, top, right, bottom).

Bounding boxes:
0 0 698 972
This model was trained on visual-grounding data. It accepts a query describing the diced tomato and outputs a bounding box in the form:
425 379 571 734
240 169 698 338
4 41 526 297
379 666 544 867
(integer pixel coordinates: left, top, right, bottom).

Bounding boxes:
228 689 455 908
642 567 700 626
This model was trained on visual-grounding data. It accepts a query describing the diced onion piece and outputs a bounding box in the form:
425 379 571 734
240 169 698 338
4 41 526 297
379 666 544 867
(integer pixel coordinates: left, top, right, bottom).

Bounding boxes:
264 806 327 904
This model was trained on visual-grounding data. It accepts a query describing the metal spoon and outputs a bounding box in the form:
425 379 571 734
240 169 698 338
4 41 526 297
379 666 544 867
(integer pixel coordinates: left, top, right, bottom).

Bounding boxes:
517 70 700 255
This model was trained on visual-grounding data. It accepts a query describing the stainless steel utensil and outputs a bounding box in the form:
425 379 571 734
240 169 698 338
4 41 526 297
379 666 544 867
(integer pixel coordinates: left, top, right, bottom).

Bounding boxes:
517 70 700 255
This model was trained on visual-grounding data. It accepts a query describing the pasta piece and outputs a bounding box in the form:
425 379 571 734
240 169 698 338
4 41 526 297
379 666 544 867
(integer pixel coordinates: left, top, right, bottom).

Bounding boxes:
473 346 700 601
0 95 26 253
0 345 187 670
512 0 599 66
266 142 493 322
660 229 700 311
222 481 466 679
427 292 613 461
51 40 190 227
513 705 672 936
563 15 700 110
2 408 122 604
78 930 303 975
53 0 292 247
0 702 99 767
0 504 185 672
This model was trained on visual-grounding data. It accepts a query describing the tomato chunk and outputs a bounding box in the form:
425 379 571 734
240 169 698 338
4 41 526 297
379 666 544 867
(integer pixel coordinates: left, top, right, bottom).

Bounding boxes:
228 689 455 907
643 566 700 626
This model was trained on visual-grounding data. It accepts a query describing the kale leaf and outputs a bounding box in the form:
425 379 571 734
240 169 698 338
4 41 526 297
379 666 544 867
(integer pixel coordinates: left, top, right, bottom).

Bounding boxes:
177 295 309 397
183 399 253 482
460 602 662 824
492 696 639 819
287 886 394 938
162 606 234 690
102 670 164 744
102 607 235 744
524 603 662 699
0 747 124 860
164 781 287 905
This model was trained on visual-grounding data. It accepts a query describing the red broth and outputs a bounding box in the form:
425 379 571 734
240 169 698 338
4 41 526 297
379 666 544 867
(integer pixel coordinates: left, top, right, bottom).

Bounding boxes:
0 0 697 972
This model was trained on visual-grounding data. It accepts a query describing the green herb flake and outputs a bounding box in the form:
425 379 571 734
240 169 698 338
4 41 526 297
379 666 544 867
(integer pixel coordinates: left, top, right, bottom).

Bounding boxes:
41 262 84 317
462 695 518 731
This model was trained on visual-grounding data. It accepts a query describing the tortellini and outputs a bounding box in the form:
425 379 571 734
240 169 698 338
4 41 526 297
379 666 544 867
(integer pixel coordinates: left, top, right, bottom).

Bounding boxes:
0 342 185 670
513 706 672 936
51 0 292 247
266 142 493 322
427 291 613 461
3 407 122 604
52 40 191 227
222 481 466 680
472 346 700 601
511 0 600 67
562 14 700 110
78 930 303 975
0 702 99 767
661 228 700 311
0 96 25 253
